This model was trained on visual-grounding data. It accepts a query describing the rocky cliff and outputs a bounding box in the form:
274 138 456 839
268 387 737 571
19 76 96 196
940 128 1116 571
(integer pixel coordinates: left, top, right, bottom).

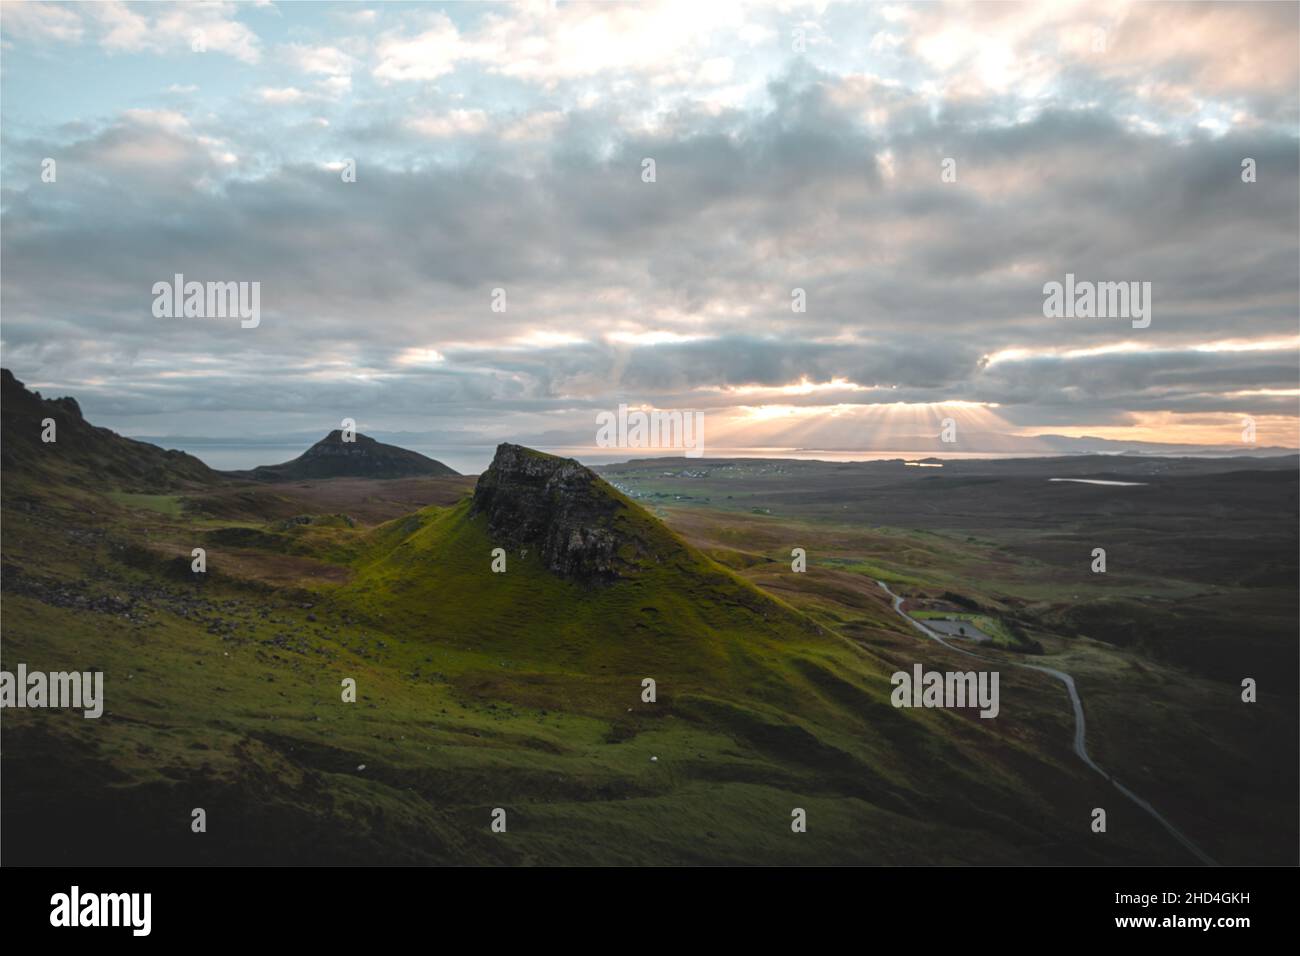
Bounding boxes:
469 443 682 583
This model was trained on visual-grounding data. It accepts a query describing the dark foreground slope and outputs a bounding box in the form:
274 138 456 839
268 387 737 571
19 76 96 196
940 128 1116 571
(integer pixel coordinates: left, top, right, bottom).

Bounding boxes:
1 390 1195 864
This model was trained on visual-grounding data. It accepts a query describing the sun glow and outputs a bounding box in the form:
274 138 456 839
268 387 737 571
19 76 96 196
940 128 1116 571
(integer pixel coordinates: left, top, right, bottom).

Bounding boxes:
985 335 1300 365
705 400 1010 450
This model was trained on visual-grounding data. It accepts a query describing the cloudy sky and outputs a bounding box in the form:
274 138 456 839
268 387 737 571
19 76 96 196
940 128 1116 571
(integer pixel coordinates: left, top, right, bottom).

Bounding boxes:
2 0 1297 471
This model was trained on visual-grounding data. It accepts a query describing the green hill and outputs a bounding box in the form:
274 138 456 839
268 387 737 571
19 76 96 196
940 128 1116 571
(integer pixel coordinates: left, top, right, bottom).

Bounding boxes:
345 444 826 673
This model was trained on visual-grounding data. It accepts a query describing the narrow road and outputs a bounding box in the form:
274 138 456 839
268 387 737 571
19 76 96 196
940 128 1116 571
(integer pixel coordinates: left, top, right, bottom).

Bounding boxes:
877 580 1217 866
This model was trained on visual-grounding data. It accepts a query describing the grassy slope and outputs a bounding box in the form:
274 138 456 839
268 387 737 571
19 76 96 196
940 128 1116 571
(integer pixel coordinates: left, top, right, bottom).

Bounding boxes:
1 460 1173 865
656 501 1299 865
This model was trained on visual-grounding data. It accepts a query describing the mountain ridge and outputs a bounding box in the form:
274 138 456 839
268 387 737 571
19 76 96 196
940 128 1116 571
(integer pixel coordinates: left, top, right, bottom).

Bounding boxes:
0 368 220 491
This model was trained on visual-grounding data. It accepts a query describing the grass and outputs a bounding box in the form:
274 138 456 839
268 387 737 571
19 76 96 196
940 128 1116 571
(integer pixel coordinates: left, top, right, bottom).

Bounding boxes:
909 610 1033 651
107 491 186 516
638 486 1297 866
4 455 1287 865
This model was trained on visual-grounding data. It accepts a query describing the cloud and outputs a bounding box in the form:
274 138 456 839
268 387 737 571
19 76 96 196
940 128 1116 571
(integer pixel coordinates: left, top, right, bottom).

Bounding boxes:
373 13 462 82
89 0 261 62
0 1 1296 458
0 1 85 43
406 109 489 138
282 42 355 77
1 1 262 62
259 87 308 105
372 0 757 87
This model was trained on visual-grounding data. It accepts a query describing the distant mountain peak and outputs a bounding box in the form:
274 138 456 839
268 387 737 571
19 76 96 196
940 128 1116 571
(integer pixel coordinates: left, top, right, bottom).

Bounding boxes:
319 429 366 444
250 430 458 481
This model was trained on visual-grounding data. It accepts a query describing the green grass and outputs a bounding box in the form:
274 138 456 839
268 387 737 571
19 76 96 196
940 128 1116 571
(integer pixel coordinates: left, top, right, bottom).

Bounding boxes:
820 557 933 587
909 610 1036 652
107 491 186 516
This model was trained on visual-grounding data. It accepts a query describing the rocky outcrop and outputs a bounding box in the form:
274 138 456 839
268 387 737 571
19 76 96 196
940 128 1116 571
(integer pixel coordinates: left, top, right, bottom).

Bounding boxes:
469 443 674 583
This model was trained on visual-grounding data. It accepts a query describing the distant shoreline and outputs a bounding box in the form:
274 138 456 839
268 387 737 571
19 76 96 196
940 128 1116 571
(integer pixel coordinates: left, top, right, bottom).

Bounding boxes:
122 438 1300 477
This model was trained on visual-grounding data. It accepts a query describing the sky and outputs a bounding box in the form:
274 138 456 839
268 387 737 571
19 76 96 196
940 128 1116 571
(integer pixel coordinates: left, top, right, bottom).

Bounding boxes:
2 0 1298 472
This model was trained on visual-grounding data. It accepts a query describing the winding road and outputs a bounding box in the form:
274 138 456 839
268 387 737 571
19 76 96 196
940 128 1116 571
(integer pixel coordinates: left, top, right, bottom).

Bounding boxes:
877 580 1217 866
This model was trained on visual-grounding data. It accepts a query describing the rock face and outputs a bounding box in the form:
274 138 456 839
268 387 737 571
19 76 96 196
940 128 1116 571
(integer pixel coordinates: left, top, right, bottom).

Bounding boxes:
251 431 458 481
470 443 666 583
